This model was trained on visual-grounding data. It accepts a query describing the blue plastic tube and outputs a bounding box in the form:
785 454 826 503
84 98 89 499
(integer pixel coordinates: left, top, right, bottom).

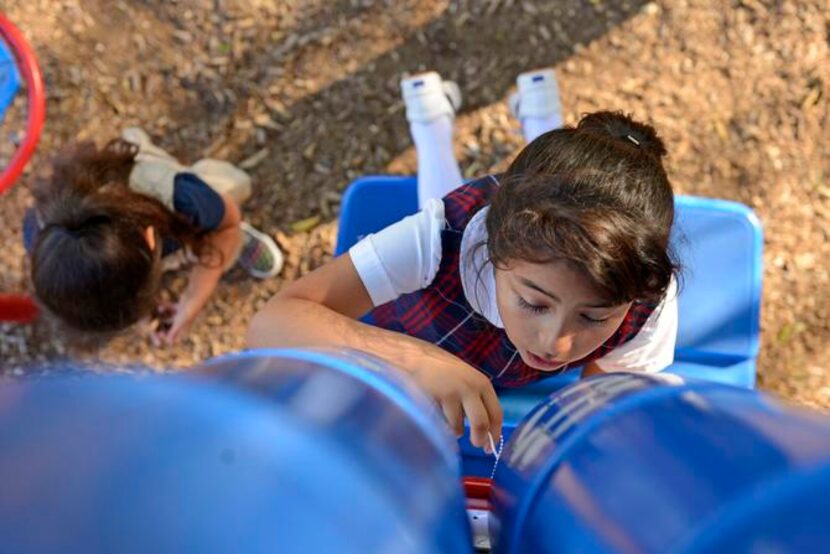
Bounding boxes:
0 349 471 553
491 372 830 554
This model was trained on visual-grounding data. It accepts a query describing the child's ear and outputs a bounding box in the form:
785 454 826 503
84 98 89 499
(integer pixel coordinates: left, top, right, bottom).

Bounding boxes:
144 226 156 251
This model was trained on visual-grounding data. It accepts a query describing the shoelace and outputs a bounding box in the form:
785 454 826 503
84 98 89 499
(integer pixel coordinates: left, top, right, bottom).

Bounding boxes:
488 432 505 480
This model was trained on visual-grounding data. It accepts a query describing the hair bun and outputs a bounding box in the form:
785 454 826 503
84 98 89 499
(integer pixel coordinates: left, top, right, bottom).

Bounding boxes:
62 213 112 233
41 191 112 236
576 110 668 159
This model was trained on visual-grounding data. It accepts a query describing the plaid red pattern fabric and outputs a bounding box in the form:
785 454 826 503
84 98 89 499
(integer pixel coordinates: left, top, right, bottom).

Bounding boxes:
368 175 657 388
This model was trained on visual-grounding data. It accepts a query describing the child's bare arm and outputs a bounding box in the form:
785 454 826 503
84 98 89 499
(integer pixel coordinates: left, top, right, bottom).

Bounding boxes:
159 194 242 343
248 254 503 451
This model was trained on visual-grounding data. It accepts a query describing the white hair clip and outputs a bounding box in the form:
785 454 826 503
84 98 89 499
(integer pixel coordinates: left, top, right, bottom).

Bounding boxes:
626 134 640 146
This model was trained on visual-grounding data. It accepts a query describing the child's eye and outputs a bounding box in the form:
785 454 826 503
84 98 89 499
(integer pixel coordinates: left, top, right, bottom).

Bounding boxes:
581 314 610 326
518 296 548 314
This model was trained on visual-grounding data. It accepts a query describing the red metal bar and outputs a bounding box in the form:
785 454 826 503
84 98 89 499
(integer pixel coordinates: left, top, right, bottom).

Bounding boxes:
0 15 43 323
0 13 45 195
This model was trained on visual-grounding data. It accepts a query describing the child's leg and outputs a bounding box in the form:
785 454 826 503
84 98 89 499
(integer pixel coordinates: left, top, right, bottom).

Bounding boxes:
186 161 279 278
509 68 563 143
122 129 278 277
522 113 563 143
190 158 252 206
401 72 464 207
121 127 183 210
411 117 462 207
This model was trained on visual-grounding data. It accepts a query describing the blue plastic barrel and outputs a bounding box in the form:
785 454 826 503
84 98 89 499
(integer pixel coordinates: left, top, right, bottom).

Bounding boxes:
491 373 830 554
0 349 471 554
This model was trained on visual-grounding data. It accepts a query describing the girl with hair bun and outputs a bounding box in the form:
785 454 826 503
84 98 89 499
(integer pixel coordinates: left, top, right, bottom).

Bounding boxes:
249 69 679 452
24 129 284 343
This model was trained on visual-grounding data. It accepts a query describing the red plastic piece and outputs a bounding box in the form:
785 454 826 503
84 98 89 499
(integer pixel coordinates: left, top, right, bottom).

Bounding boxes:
463 476 493 499
0 293 37 322
463 476 493 510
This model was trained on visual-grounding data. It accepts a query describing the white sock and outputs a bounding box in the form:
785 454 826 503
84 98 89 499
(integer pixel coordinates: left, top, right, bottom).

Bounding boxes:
522 113 564 143
411 115 463 208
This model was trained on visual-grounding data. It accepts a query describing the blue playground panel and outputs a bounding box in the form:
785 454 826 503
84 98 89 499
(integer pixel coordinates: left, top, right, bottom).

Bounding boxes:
0 37 21 121
335 176 763 474
0 350 472 554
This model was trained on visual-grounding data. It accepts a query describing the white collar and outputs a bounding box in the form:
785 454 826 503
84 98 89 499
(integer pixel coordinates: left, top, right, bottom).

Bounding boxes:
459 206 504 328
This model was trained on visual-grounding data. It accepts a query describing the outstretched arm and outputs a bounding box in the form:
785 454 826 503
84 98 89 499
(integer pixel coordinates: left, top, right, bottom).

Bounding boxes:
248 253 503 451
159 194 242 344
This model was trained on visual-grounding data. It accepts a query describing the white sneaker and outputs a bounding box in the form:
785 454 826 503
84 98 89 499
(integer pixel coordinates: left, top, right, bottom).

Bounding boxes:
508 68 562 120
401 71 462 124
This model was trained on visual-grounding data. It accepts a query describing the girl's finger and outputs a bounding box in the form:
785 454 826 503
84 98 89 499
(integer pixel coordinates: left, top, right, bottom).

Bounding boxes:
165 322 183 345
164 307 192 345
461 394 491 451
441 400 465 437
479 384 504 447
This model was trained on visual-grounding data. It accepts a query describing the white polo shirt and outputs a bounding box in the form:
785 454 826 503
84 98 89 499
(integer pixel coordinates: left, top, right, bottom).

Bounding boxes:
349 198 678 373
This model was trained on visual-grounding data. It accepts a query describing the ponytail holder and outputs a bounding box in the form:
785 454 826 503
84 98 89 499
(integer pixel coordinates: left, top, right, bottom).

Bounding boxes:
42 222 81 238
626 134 640 146
45 214 111 238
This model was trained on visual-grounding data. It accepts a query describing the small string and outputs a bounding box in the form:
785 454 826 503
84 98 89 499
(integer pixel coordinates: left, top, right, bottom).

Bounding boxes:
488 432 505 480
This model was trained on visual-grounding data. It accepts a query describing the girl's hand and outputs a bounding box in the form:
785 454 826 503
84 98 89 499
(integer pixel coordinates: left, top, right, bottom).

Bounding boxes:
151 300 199 345
149 302 175 346
411 359 503 453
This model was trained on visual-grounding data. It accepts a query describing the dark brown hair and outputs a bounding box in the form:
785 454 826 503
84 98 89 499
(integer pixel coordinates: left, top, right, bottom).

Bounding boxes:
30 139 209 333
486 111 678 305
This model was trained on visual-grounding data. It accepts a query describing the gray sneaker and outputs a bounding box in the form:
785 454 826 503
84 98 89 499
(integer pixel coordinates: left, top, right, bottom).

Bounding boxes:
237 222 284 278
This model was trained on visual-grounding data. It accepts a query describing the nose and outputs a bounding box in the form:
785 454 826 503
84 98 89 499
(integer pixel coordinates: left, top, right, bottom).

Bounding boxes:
539 319 573 359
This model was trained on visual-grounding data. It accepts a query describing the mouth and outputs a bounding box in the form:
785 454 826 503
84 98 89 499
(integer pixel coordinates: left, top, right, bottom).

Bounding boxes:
524 350 567 371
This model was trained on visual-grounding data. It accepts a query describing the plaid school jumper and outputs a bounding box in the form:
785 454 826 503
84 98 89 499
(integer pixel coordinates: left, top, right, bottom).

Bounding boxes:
368 175 658 388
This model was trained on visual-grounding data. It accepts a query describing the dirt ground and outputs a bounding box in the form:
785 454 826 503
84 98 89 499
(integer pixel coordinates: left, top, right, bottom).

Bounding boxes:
1 0 828 409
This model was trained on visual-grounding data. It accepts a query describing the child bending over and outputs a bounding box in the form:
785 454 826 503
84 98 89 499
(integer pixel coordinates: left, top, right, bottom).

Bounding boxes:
24 128 283 344
248 70 678 451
